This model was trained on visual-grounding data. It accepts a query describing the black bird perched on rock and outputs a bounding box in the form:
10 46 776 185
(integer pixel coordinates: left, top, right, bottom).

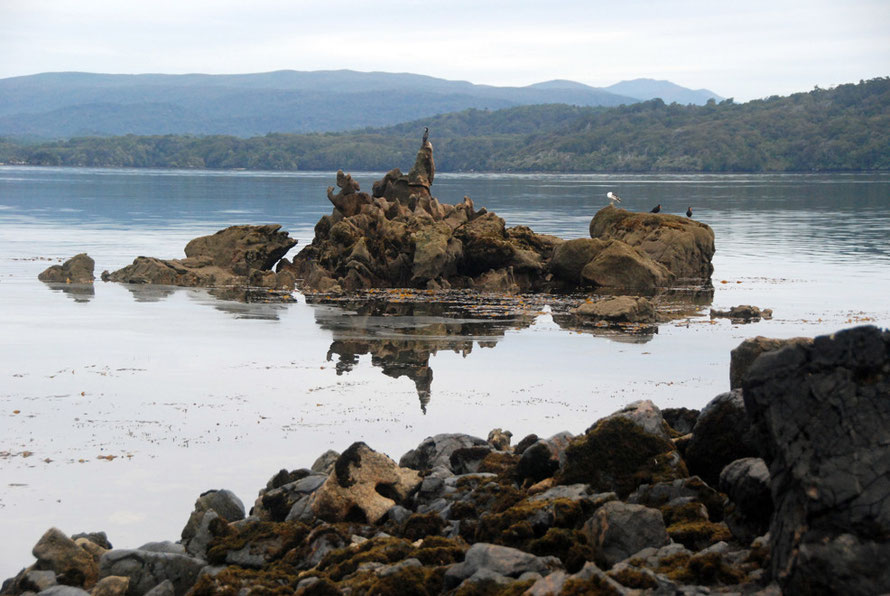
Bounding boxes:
650 204 661 213
422 127 429 146
686 206 693 218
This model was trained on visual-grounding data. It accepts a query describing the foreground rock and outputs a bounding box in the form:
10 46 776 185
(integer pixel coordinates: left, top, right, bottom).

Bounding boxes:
283 143 714 294
38 253 95 284
743 325 890 594
4 325 884 595
102 224 297 291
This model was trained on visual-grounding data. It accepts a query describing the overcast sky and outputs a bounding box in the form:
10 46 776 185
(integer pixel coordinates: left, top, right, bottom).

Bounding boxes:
1 0 887 101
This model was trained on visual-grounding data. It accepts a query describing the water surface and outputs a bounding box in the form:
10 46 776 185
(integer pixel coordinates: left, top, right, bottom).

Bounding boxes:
1 166 888 576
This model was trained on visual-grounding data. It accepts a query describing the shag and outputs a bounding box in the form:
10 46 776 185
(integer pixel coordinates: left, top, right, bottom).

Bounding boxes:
422 127 429 146
607 191 622 206
650 204 661 213
686 206 693 218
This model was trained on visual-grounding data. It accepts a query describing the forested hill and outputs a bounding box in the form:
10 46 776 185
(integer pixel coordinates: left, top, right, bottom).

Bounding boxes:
1 78 887 173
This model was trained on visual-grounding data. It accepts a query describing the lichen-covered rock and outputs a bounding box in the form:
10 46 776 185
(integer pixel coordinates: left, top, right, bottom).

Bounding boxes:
590 204 715 280
32 527 98 589
719 457 772 544
311 442 422 523
729 335 811 389
743 325 890 594
684 389 759 487
90 575 130 596
38 253 95 284
582 501 670 568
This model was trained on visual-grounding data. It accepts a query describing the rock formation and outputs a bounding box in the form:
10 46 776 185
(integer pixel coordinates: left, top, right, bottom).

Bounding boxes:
102 224 297 291
38 253 95 284
283 143 714 294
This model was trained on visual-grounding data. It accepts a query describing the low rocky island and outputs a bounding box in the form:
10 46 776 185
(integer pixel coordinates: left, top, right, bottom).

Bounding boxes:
3 325 887 595
281 141 715 295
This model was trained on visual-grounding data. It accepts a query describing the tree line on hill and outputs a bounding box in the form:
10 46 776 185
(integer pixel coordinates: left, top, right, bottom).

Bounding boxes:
1 78 887 173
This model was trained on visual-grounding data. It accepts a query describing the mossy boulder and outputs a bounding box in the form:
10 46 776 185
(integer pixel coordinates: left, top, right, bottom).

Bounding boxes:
559 416 688 498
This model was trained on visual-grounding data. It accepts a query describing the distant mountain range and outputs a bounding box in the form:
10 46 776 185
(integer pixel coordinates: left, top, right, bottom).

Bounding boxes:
0 70 722 139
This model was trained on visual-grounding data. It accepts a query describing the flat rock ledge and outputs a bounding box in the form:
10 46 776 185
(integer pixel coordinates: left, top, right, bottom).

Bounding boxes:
280 143 715 294
4 325 885 596
101 224 297 292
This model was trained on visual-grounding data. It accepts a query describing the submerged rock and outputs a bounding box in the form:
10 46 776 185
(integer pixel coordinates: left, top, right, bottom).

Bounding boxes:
710 304 773 322
38 253 95 284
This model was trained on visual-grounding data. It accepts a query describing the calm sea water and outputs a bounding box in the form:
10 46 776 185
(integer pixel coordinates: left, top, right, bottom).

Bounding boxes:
1 166 888 575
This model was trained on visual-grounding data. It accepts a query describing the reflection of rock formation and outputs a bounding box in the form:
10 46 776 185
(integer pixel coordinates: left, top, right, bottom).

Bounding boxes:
43 282 95 303
310 293 539 413
309 285 716 410
120 283 293 320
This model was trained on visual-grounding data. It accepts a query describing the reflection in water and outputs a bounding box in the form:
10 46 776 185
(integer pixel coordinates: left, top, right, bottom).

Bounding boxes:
120 283 294 320
124 283 177 303
307 287 714 412
310 293 541 413
43 282 95 302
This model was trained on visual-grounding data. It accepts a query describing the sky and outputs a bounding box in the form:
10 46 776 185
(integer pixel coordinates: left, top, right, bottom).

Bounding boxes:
1 0 888 102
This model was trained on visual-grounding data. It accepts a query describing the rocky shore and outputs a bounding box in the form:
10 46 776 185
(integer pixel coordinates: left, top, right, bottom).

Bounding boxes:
3 325 887 595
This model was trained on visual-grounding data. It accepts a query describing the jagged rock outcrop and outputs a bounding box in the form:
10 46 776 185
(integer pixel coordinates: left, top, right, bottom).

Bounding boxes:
284 144 709 294
743 325 890 594
38 253 95 284
590 204 716 280
102 224 296 290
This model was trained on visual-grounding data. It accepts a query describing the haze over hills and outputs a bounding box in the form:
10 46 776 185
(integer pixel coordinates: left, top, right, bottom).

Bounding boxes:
0 70 721 139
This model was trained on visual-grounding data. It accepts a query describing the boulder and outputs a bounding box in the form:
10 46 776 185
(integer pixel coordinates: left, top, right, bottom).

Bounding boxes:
486 428 512 451
182 224 297 276
743 325 890 594
399 433 489 474
590 205 715 280
90 575 130 596
582 501 670 568
443 542 562 588
559 402 686 497
98 549 205 596
311 442 421 523
516 432 574 483
719 457 772 544
661 407 699 435
684 389 759 487
38 253 95 284
579 240 673 289
729 335 811 389
32 527 98 589
571 296 656 325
